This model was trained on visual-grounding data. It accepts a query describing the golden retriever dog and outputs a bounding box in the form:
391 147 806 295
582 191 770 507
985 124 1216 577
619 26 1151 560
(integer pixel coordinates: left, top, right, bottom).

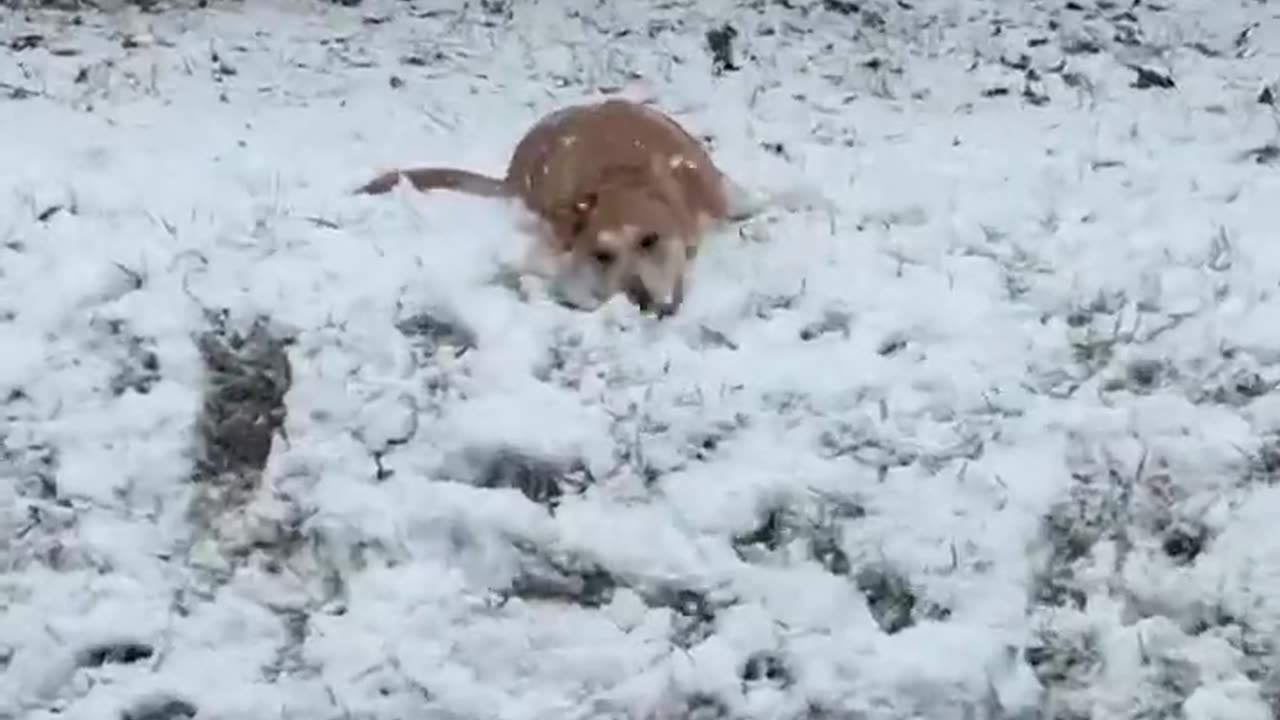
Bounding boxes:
356 98 785 317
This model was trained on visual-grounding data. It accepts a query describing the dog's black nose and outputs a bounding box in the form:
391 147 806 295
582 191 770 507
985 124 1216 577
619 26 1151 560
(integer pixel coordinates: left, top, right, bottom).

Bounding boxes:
625 284 679 318
626 285 653 311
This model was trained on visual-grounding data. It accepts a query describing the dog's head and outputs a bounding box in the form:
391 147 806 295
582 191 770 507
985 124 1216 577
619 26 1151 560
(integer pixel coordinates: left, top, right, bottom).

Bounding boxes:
548 161 697 317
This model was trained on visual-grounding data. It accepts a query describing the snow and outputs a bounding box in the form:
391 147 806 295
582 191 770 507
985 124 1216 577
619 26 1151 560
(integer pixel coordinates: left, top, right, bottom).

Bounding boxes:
3 0 1280 718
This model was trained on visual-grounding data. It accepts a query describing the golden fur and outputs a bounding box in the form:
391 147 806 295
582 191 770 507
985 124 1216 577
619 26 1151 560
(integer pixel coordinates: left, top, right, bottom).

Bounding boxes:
356 98 756 316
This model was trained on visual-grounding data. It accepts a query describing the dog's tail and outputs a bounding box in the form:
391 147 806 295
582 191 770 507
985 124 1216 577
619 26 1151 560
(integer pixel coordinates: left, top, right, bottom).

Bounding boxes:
354 167 512 198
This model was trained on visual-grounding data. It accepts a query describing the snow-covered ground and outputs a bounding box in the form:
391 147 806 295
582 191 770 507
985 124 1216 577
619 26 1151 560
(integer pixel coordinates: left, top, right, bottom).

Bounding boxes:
3 0 1280 717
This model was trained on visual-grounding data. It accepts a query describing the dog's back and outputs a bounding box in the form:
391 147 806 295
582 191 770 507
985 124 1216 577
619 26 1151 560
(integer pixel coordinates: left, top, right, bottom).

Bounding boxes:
505 99 729 225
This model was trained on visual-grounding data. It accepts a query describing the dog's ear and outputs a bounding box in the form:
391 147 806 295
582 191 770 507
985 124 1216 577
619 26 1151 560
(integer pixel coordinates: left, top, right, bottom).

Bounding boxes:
646 155 697 245
647 155 688 210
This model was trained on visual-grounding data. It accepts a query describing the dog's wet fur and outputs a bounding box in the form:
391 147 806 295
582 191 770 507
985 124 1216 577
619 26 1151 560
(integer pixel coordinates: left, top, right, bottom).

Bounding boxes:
355 98 748 317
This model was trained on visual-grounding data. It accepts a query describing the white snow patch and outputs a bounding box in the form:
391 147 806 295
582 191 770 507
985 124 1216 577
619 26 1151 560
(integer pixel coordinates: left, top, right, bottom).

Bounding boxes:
4 0 1280 718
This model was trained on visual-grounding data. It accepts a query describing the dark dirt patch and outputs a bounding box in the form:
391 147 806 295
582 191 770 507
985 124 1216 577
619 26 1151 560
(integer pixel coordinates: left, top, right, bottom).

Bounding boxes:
730 498 945 634
447 445 594 510
262 606 314 681
1024 625 1101 701
77 641 154 667
1247 435 1280 484
3 430 73 571
1129 65 1175 90
1023 443 1238 715
119 696 198 720
4 0 213 9
3 431 58 502
191 313 291 482
799 309 852 341
823 0 860 15
1241 144 1280 166
503 541 619 608
1211 369 1272 405
741 650 793 689
1032 476 1111 610
176 309 338 692
395 308 476 356
731 495 862 577
647 584 735 649
855 565 919 634
809 523 852 576
706 23 740 75
186 313 292 539
96 322 162 397
500 540 738 648
732 505 792 556
10 33 44 51
677 692 731 720
1160 521 1208 565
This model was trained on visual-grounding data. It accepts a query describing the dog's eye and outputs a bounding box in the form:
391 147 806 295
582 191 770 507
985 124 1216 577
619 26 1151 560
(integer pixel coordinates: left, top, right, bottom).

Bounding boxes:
593 249 616 265
638 232 660 250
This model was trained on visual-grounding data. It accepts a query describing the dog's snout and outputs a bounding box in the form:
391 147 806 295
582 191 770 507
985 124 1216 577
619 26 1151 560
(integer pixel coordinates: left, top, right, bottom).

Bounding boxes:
626 283 655 312
626 284 680 318
654 300 679 318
